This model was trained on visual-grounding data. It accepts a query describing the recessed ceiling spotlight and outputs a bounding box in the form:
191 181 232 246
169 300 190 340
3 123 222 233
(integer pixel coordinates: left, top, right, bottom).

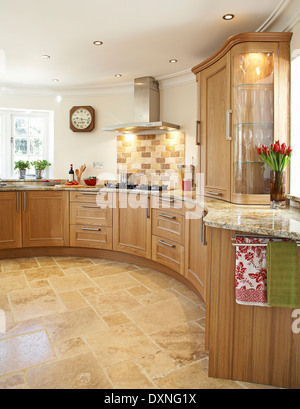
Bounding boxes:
52 79 59 83
93 41 103 46
169 59 178 63
41 55 50 59
115 74 122 78
223 14 235 20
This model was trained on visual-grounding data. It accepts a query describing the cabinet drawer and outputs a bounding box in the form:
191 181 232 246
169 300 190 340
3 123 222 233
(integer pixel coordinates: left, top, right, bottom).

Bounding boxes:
70 225 112 250
70 191 113 204
70 202 112 227
152 235 184 275
151 195 186 215
152 209 184 245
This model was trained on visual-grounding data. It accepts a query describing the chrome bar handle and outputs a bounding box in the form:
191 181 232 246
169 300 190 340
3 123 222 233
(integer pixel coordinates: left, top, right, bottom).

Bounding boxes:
196 120 201 146
226 109 232 141
200 211 207 246
23 192 26 212
145 197 149 219
159 197 175 204
81 226 102 231
158 240 176 248
159 213 176 220
206 191 222 197
16 192 19 212
81 205 101 209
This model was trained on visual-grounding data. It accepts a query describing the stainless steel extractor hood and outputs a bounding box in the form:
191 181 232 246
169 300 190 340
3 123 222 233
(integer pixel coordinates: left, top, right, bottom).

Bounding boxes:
101 76 180 135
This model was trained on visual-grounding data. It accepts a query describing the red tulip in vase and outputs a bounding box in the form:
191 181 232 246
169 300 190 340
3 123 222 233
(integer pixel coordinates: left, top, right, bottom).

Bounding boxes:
257 141 292 209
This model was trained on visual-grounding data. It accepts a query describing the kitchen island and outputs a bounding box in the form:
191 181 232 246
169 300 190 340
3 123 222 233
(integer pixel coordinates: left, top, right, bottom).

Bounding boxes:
0 183 299 388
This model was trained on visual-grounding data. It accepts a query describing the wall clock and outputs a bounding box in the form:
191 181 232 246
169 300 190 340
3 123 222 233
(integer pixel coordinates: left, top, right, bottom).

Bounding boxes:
70 106 95 132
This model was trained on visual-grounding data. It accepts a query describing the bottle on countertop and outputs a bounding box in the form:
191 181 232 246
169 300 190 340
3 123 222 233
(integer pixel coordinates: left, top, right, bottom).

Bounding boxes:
69 164 74 182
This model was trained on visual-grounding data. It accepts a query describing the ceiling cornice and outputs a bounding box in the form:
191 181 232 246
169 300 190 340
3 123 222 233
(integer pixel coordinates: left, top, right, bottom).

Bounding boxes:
257 0 300 32
0 69 195 98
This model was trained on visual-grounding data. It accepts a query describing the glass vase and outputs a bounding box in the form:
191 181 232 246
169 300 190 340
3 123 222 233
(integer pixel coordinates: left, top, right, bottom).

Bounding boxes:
270 171 286 209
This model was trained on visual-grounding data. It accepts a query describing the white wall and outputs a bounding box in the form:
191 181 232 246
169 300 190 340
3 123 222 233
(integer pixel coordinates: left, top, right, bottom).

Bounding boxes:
0 79 197 180
290 17 300 196
0 92 133 179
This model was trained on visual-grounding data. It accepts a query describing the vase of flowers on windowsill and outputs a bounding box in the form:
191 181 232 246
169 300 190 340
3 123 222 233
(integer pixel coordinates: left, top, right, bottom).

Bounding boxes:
257 141 292 209
14 160 30 179
31 160 51 179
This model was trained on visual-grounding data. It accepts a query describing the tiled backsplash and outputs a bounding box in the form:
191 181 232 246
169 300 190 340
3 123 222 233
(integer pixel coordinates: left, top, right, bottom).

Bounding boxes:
117 132 185 176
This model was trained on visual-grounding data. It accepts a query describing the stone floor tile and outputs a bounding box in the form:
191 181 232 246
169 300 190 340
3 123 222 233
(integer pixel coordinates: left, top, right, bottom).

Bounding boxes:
154 360 243 389
85 323 158 367
0 317 44 340
0 374 27 389
25 352 112 389
126 297 203 334
106 361 155 389
54 257 93 269
0 256 270 390
54 337 90 359
24 266 64 282
49 273 95 293
92 272 140 292
0 271 28 293
150 322 207 365
0 258 39 272
58 290 89 310
0 330 56 376
102 312 131 327
136 350 178 379
80 288 142 316
9 288 65 321
43 307 107 342
129 268 178 291
35 257 57 267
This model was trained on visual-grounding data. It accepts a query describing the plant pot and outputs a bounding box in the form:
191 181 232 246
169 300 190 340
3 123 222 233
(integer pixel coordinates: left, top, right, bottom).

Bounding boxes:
270 171 286 209
19 169 26 179
35 169 43 179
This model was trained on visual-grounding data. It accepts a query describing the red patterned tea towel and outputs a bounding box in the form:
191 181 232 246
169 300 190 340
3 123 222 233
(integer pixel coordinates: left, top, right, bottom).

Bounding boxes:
235 236 269 306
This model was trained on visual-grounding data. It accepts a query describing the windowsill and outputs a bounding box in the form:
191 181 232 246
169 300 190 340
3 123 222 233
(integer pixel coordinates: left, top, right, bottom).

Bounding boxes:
287 194 300 203
1 177 52 182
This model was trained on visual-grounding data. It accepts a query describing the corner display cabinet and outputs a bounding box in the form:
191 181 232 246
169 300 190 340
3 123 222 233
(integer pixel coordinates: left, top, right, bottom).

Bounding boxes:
192 32 292 205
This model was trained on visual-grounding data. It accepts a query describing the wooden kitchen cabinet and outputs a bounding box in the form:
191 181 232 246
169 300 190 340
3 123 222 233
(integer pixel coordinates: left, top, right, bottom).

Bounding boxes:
0 192 22 249
151 202 186 275
198 53 231 202
152 209 185 245
193 32 292 204
22 191 69 247
70 191 113 250
152 235 184 275
184 205 209 302
113 192 151 259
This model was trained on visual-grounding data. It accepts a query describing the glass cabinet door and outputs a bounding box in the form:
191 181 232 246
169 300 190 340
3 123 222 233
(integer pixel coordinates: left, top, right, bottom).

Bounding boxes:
233 51 274 199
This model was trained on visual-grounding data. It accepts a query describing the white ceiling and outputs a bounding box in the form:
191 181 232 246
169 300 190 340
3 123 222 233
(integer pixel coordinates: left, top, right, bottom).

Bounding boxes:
0 0 285 91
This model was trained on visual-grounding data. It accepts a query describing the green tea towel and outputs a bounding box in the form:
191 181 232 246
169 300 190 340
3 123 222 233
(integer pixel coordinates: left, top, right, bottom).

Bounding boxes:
267 241 299 308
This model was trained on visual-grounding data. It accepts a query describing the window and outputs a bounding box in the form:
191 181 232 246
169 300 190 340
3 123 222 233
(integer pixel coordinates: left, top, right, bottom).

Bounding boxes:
291 55 300 196
0 109 53 178
0 115 3 179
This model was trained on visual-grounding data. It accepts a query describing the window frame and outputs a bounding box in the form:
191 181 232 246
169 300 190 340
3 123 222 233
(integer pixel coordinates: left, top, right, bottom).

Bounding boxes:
291 55 300 197
0 109 53 179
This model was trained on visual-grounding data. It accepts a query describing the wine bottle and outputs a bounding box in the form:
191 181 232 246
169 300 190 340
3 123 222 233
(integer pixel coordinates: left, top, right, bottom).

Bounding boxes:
69 164 74 182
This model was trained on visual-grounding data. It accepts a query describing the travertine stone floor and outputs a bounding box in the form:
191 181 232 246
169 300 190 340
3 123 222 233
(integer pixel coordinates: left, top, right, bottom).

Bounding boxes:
0 256 274 389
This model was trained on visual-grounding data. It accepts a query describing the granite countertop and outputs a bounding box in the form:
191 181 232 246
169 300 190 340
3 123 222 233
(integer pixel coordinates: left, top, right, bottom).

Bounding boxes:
1 183 299 241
